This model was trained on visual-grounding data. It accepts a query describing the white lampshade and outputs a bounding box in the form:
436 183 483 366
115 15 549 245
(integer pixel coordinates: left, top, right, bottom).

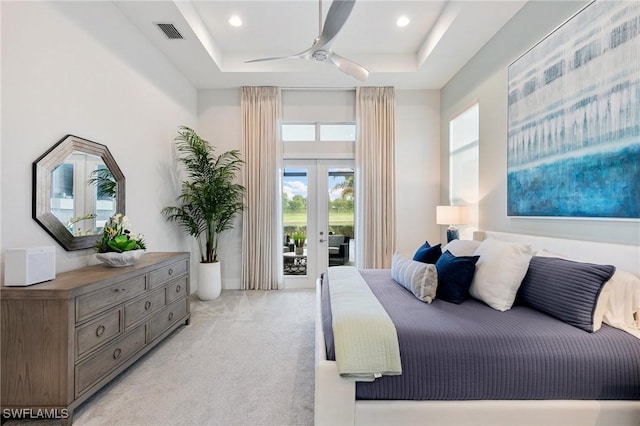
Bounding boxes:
436 205 469 226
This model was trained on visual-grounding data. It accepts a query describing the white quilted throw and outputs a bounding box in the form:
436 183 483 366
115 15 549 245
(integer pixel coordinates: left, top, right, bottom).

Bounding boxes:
328 266 402 381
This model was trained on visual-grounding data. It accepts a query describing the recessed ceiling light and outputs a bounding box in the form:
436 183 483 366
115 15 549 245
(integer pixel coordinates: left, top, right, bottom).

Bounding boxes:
396 16 410 28
229 15 242 27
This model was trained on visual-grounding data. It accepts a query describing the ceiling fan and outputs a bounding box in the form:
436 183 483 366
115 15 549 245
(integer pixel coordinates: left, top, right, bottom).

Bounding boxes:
245 0 369 82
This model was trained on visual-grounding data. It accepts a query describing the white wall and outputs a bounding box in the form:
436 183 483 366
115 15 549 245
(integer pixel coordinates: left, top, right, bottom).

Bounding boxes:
440 0 640 246
395 90 441 255
282 90 355 122
198 88 440 288
197 89 243 289
1 1 197 278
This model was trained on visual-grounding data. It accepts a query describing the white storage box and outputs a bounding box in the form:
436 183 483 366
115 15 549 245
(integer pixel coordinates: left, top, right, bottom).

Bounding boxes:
4 246 56 286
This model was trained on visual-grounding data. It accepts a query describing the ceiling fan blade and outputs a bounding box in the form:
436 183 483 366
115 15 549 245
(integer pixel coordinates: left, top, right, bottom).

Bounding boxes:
330 52 369 82
316 0 356 48
245 46 314 64
245 56 292 63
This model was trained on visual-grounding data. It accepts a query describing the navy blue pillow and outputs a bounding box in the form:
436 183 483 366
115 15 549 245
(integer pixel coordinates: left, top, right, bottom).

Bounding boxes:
413 241 442 264
519 256 615 332
435 250 480 304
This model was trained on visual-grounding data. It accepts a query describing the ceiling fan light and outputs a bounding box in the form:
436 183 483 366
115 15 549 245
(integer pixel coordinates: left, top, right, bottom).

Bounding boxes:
229 15 242 27
312 50 328 62
396 16 410 28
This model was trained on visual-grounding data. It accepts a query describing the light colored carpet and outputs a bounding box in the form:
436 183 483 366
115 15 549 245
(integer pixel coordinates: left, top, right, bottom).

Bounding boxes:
5 290 316 426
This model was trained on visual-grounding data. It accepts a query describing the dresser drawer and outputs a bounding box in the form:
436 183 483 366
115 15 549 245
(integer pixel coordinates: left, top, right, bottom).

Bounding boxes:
76 308 122 358
147 298 188 343
75 325 146 397
166 276 188 304
149 260 188 289
76 275 147 322
124 287 165 329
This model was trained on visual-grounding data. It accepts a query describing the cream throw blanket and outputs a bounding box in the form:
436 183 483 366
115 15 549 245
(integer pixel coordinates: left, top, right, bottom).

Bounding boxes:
328 266 402 381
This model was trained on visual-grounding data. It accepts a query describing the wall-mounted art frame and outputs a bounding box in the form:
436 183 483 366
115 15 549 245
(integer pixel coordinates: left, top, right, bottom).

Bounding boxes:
507 0 640 219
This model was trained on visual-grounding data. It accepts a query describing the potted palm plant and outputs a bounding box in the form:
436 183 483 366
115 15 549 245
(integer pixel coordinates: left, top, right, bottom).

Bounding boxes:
291 230 306 255
162 126 245 300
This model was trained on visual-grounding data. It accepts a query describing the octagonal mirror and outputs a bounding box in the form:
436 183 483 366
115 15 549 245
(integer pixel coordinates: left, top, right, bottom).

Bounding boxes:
33 135 125 251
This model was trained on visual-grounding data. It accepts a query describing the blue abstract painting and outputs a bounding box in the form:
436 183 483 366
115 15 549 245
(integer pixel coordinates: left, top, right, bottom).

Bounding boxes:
507 0 640 218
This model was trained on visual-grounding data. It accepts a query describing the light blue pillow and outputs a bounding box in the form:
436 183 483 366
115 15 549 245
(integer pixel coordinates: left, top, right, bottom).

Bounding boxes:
391 251 438 303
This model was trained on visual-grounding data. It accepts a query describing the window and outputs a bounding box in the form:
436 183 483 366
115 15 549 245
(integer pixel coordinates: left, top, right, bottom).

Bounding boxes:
449 104 479 209
281 122 355 142
51 163 74 199
319 124 355 141
281 124 316 142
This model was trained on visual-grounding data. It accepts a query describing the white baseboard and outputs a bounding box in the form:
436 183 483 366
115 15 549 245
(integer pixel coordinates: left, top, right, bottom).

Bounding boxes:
223 278 241 290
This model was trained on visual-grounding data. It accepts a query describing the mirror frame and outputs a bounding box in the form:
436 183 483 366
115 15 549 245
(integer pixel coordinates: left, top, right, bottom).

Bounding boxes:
33 134 125 251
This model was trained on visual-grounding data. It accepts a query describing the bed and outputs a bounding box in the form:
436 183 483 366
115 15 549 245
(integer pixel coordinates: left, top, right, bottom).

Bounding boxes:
314 231 640 426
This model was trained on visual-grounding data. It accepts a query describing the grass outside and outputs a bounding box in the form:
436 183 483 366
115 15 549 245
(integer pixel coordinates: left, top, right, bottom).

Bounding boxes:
283 211 354 227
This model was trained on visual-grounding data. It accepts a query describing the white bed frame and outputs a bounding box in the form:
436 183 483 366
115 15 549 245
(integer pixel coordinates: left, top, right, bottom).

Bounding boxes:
315 231 640 426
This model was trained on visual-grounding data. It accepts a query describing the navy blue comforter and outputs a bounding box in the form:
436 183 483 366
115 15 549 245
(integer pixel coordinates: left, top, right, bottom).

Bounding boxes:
321 269 640 400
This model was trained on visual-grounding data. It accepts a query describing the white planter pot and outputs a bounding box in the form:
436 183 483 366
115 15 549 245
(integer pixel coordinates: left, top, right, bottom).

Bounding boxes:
95 249 145 268
197 262 221 300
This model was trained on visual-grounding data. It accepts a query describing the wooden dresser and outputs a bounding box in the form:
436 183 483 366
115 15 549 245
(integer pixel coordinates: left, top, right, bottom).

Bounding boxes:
1 252 190 425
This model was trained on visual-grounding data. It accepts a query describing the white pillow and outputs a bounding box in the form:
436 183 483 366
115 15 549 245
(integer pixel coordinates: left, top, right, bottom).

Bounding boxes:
594 269 640 338
469 238 533 311
442 239 481 257
391 251 438 303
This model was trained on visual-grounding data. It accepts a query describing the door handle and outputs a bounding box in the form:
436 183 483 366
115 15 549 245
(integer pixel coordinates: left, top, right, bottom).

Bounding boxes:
319 239 326 243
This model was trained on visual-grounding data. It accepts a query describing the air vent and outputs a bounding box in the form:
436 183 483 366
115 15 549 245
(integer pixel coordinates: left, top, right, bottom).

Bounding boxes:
156 23 184 40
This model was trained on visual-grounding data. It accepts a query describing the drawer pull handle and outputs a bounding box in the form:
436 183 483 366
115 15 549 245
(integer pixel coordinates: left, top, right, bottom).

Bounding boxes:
168 312 174 321
115 288 126 293
96 325 106 337
176 285 181 293
145 301 152 311
168 268 174 276
113 348 122 359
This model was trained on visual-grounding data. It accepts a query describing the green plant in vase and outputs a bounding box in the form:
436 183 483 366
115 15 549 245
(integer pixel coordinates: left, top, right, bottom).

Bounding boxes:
95 214 146 253
161 126 245 300
291 230 306 254
94 213 146 267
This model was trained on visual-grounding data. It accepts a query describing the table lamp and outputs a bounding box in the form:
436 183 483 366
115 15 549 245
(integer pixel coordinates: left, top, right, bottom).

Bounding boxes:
436 205 469 243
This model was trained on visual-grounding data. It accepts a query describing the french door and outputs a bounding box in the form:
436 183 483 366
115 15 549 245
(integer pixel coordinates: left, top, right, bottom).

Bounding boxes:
281 159 355 288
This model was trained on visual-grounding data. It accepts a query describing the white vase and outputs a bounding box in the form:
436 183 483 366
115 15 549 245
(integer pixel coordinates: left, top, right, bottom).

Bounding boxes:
95 249 145 267
198 261 221 300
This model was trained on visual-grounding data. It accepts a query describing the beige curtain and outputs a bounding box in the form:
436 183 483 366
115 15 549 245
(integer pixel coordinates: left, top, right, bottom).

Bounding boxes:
241 87 282 290
355 87 396 269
